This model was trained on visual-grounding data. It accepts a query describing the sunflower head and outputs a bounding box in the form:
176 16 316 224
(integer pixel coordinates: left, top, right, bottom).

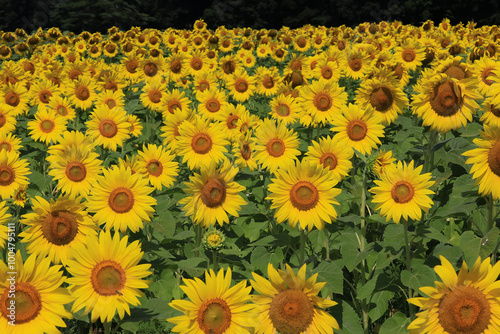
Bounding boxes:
202 227 226 250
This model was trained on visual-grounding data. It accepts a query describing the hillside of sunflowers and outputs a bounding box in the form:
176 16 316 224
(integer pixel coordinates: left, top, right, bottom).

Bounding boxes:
2 18 500 334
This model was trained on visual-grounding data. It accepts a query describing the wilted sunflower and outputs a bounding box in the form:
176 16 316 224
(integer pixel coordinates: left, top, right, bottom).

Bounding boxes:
330 103 385 156
64 230 151 323
179 159 247 228
19 195 98 264
0 252 74 334
298 79 348 127
176 116 230 170
85 164 157 233
407 255 500 334
267 160 341 231
304 135 354 181
0 150 30 200
27 107 67 144
85 105 131 151
463 124 500 200
250 263 339 334
137 144 179 191
168 267 255 334
252 118 300 174
370 160 435 224
412 73 482 133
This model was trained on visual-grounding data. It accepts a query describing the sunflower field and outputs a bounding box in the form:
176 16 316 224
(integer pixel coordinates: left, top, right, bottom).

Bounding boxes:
1 18 500 334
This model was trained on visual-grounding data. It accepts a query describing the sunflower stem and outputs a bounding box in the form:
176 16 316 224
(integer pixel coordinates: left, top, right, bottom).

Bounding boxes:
103 321 112 334
359 164 370 334
487 194 496 232
402 219 416 320
423 130 438 173
324 229 330 261
212 249 218 272
299 228 306 266
194 224 202 258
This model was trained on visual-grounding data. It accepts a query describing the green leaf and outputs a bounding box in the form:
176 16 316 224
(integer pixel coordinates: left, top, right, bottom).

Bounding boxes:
340 229 371 271
379 312 410 334
400 263 436 291
313 260 343 295
480 227 500 258
250 246 284 273
460 230 481 266
148 270 178 300
369 290 395 322
332 301 363 334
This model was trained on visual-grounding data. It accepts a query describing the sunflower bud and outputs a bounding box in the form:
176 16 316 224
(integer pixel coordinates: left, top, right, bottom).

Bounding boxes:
202 227 225 251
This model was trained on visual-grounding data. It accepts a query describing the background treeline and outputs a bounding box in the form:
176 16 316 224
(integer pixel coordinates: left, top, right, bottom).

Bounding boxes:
1 0 499 33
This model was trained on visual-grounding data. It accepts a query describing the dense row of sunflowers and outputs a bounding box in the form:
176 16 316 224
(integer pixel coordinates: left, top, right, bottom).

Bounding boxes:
1 17 500 333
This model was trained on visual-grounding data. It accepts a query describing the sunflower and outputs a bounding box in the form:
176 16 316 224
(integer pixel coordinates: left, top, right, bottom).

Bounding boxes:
341 48 371 80
86 164 156 233
48 146 102 199
330 103 385 156
463 124 500 200
85 105 131 151
356 76 409 125
232 132 258 171
479 95 500 128
252 118 300 174
176 116 230 170
168 267 255 333
140 77 167 112
64 75 98 111
179 159 247 228
0 133 22 153
268 93 301 126
213 103 250 142
137 144 179 191
193 71 219 94
64 230 152 323
225 68 255 103
394 39 425 71
19 195 98 264
1 82 29 116
0 106 16 136
0 150 30 200
311 58 341 83
165 53 189 83
161 107 192 153
196 87 229 120
95 89 125 111
407 255 500 334
47 94 76 120
267 160 341 231
27 107 67 144
250 263 339 334
120 53 143 83
369 160 435 224
412 73 482 133
304 135 354 181
126 114 143 137
140 56 165 82
0 200 11 250
372 150 396 177
254 66 280 97
0 252 74 334
471 57 500 97
28 79 60 107
299 79 348 127
187 49 210 76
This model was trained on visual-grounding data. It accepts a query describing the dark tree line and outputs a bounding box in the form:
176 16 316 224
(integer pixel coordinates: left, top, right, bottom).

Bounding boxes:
1 0 499 33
